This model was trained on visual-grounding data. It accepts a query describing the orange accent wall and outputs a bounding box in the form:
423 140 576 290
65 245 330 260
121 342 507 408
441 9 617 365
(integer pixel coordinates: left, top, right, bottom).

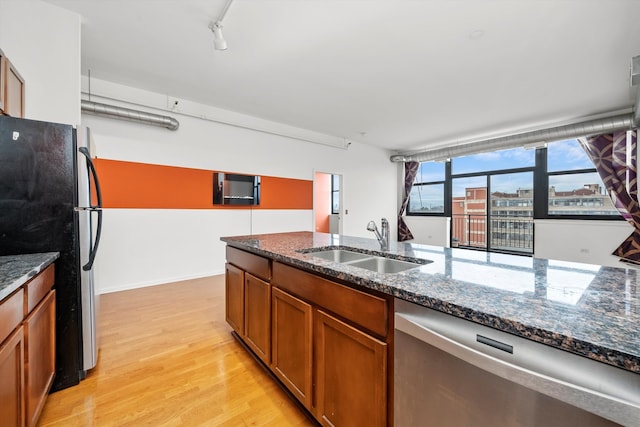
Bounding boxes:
93 159 313 210
314 172 331 232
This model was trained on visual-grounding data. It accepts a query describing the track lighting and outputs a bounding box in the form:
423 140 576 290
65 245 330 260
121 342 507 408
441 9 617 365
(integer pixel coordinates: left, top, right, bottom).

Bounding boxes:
210 0 233 51
210 21 227 50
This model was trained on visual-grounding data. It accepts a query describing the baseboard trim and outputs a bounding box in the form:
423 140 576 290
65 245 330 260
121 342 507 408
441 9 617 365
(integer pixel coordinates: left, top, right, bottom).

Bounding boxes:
99 270 225 294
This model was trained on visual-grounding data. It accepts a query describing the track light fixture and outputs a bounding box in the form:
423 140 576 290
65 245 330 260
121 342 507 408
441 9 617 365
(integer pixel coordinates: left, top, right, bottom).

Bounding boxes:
210 21 227 50
210 0 234 51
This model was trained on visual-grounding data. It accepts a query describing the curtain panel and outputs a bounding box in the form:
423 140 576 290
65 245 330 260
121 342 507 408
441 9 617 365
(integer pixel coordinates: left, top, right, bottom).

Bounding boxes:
398 161 419 241
580 130 639 263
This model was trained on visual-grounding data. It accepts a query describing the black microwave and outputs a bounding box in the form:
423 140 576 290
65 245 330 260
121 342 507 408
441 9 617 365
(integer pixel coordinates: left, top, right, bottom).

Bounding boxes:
213 172 260 206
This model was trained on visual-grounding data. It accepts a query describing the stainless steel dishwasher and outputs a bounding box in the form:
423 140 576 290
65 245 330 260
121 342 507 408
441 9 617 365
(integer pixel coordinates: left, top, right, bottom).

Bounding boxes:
394 298 640 427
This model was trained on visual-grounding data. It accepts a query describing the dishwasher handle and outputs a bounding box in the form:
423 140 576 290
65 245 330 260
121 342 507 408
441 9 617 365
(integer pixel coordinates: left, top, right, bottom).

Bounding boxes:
395 312 639 427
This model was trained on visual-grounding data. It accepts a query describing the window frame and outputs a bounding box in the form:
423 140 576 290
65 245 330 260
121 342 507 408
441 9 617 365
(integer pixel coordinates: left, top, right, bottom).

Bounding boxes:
331 174 340 215
407 142 622 221
406 162 451 216
535 145 622 221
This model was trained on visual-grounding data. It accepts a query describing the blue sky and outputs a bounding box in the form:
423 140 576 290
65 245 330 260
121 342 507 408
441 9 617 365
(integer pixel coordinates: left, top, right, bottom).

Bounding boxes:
417 139 603 196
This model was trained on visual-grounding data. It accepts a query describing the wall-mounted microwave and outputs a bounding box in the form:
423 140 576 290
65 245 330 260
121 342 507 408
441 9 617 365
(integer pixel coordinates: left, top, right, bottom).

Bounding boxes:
213 172 260 206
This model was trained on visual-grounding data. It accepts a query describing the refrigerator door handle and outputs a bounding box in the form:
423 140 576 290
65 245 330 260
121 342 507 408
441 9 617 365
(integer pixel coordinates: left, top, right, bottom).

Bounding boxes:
78 146 103 208
83 208 102 271
78 146 103 271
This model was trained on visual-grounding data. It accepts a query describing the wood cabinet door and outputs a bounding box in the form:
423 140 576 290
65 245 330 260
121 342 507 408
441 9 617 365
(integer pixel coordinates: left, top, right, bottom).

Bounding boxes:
0 50 6 113
4 58 24 118
315 309 387 427
225 263 244 334
24 290 56 427
271 287 312 409
0 326 25 427
243 273 271 363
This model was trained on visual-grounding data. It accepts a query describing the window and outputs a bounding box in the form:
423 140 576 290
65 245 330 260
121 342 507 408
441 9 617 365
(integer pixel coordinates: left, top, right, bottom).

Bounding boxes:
452 147 535 175
407 139 621 253
331 174 340 214
408 162 447 214
545 139 619 218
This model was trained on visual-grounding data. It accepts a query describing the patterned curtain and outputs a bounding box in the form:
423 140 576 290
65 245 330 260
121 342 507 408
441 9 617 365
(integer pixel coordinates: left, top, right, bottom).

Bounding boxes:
580 130 640 263
398 161 419 241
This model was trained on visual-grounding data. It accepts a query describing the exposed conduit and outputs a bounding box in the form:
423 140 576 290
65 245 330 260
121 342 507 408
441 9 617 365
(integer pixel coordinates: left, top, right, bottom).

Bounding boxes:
390 112 637 163
81 99 180 131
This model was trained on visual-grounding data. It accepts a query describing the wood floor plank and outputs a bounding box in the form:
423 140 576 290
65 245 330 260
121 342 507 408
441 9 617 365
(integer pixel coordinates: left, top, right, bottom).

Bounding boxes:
38 276 315 426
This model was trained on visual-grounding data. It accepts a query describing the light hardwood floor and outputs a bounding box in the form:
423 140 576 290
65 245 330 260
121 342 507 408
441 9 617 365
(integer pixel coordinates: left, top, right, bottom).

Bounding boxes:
38 275 315 426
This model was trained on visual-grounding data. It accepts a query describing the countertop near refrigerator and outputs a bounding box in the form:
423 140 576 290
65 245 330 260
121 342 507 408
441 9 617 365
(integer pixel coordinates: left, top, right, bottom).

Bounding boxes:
221 231 640 374
0 252 59 301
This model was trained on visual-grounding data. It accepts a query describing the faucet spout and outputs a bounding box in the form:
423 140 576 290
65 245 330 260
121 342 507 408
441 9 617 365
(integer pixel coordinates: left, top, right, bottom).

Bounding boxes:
367 218 389 251
380 218 389 251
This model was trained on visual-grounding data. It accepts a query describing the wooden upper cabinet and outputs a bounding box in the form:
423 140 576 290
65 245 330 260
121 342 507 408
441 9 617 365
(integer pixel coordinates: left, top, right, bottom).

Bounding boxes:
4 56 25 118
0 49 6 113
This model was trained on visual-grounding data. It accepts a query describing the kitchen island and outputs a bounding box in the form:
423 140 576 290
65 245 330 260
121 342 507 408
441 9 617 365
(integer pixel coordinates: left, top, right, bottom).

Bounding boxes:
221 231 640 426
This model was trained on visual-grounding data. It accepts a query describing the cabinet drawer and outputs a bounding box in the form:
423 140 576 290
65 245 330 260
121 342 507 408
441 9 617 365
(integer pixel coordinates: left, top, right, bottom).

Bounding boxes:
272 262 388 337
0 288 24 345
25 264 55 314
226 246 271 281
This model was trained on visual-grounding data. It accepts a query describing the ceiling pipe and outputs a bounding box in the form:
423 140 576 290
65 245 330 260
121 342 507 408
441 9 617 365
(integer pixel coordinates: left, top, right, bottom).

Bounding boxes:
81 99 179 131
390 113 634 163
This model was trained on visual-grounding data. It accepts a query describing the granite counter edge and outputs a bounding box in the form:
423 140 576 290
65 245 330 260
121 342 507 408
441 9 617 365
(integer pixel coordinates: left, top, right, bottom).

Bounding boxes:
0 252 60 302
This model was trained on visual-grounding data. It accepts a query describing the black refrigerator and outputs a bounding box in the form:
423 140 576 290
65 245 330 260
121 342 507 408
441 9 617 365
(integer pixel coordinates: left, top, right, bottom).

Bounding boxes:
0 115 102 392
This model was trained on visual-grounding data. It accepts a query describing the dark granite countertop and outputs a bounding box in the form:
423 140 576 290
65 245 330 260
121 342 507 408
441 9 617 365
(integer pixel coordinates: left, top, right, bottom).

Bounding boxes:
221 231 640 374
0 253 60 301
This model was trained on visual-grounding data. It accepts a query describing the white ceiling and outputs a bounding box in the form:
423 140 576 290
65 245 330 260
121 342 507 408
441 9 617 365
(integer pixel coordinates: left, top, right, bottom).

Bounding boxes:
45 0 640 154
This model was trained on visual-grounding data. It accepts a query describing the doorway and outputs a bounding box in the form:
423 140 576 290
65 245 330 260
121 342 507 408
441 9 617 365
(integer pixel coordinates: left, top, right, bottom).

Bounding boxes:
451 171 533 254
314 172 342 234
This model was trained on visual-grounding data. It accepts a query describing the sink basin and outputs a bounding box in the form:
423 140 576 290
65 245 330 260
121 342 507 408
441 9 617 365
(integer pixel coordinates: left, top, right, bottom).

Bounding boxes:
348 257 422 274
308 249 372 263
303 246 430 274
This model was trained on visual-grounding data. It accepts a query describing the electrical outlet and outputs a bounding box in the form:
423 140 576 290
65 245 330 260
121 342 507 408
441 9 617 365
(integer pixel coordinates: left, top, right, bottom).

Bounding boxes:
579 248 590 254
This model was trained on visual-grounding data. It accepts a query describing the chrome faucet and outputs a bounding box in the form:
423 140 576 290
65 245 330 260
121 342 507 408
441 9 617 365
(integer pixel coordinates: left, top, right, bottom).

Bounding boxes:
367 218 389 251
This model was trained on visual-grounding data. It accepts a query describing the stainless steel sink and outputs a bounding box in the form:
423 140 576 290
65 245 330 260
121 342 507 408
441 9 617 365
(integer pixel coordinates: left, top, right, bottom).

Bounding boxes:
308 249 372 263
348 257 422 274
306 248 427 274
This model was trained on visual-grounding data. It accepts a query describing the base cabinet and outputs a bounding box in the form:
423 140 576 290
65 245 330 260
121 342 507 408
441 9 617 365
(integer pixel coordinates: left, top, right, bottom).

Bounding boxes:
271 287 313 408
0 263 55 427
0 327 25 427
244 273 271 364
225 247 393 426
25 289 56 427
315 309 387 427
225 263 245 335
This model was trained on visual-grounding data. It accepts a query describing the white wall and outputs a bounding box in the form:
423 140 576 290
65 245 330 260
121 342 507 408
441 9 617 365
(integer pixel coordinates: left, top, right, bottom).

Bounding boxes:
403 216 450 247
82 79 397 293
0 0 80 125
534 219 633 267
404 215 634 267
